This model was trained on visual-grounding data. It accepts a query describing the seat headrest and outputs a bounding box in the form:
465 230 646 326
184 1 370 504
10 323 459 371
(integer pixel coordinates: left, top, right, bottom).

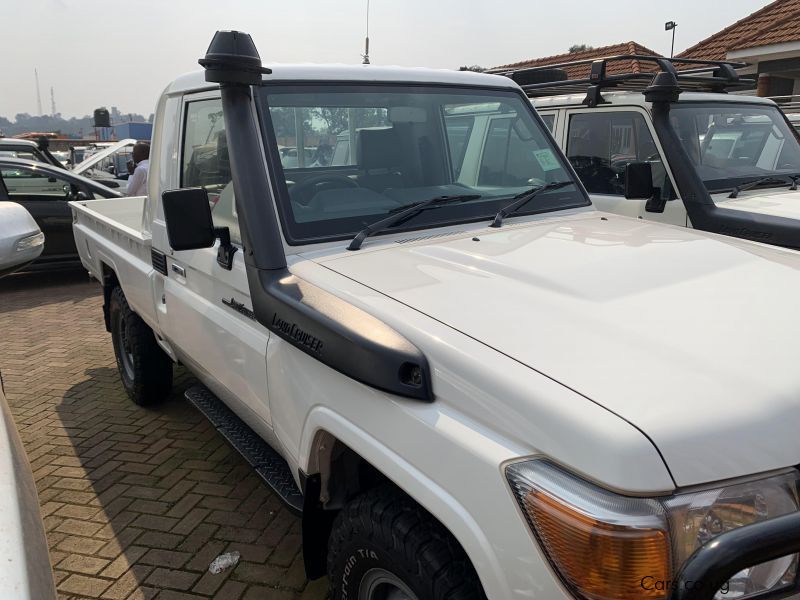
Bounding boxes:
357 128 403 171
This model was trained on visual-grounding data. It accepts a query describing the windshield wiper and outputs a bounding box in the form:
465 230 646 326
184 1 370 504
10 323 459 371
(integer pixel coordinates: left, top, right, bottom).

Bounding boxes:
728 176 793 198
347 194 481 251
489 181 575 228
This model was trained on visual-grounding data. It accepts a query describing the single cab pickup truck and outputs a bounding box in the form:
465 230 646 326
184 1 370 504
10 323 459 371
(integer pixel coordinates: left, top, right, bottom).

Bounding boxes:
71 32 800 600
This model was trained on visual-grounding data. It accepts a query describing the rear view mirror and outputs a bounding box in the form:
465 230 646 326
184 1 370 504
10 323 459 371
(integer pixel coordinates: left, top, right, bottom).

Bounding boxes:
162 188 216 251
624 162 654 200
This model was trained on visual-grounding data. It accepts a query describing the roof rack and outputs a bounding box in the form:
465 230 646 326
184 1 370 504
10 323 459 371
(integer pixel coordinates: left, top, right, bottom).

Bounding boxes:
500 55 754 106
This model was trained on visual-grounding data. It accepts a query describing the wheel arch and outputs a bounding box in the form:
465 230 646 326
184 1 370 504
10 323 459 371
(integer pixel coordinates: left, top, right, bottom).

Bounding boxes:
298 408 505 598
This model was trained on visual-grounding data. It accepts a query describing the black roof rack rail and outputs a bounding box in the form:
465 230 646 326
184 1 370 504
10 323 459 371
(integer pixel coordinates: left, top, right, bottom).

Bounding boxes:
499 55 754 105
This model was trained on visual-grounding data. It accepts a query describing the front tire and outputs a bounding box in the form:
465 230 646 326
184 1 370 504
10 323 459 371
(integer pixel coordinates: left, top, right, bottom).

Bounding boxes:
109 286 172 405
327 485 486 600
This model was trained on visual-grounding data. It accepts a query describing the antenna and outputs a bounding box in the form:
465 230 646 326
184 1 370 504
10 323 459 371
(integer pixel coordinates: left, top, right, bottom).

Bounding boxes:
34 68 43 116
50 86 57 116
361 0 370 65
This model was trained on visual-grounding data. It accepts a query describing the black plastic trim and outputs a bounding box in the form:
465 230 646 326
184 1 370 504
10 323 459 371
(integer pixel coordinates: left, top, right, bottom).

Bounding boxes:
301 473 336 580
151 249 168 276
669 511 800 600
650 100 800 249
251 270 433 401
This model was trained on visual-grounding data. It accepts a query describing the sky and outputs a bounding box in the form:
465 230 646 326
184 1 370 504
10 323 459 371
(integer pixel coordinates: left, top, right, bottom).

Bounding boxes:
0 0 765 119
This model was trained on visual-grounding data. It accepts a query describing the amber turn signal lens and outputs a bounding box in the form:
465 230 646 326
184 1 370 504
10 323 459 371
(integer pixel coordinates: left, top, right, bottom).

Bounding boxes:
526 490 671 600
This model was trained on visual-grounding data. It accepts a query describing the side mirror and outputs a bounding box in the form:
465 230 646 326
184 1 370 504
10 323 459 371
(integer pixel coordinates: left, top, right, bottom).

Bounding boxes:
0 202 44 277
161 187 238 270
162 188 216 251
624 162 654 200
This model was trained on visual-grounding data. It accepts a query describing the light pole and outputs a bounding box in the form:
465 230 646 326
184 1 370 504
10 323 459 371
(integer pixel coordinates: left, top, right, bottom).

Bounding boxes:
665 21 677 58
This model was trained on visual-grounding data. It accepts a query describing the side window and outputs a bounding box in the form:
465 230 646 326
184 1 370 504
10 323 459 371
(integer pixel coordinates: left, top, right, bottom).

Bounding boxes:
1 167 72 197
567 111 673 198
181 98 240 245
478 117 547 187
540 113 555 132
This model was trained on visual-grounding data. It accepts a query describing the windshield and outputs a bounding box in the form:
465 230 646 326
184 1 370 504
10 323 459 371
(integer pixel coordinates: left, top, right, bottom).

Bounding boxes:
670 103 800 192
258 85 587 243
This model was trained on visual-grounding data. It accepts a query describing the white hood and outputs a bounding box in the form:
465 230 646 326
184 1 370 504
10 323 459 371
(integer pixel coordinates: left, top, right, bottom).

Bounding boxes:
73 139 136 175
319 213 800 487
714 187 800 221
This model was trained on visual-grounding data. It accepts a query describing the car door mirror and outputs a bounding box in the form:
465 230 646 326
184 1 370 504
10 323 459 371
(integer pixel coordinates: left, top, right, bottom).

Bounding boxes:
162 188 216 251
624 162 654 199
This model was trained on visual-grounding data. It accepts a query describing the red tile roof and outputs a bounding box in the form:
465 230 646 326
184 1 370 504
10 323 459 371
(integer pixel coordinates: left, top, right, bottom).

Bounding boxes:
491 41 665 78
677 0 800 60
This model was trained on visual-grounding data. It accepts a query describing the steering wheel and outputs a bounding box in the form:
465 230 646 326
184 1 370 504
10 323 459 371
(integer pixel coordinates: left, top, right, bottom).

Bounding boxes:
290 174 359 205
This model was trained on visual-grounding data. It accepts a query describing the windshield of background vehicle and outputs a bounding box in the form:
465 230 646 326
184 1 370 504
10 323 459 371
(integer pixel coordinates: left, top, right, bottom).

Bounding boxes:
258 85 588 243
670 103 800 192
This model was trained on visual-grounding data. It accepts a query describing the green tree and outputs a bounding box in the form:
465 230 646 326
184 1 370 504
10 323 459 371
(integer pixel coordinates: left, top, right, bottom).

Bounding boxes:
568 44 594 53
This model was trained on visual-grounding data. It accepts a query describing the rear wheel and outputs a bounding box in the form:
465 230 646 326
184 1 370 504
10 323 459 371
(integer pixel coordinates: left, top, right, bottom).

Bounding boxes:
327 485 486 600
109 286 172 405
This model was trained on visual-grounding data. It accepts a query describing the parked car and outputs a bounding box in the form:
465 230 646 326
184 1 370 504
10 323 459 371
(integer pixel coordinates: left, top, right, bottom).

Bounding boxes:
71 138 137 193
71 31 800 600
0 204 56 599
0 138 63 168
0 202 44 276
0 157 122 269
518 56 800 249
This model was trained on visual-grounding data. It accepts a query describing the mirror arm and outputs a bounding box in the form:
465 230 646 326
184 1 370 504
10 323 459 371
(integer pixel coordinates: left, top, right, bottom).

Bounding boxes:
644 187 667 213
214 226 237 270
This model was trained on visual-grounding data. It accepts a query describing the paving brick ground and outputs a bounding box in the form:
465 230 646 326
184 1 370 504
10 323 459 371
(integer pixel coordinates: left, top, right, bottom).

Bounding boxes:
0 269 328 600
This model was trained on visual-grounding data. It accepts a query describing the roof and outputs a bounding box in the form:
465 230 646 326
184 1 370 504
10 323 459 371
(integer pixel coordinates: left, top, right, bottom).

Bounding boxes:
490 42 665 77
677 0 800 60
531 90 777 109
165 64 519 96
0 138 38 149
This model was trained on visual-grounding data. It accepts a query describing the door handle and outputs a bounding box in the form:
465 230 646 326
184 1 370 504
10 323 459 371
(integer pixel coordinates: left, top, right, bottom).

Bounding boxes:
171 264 186 277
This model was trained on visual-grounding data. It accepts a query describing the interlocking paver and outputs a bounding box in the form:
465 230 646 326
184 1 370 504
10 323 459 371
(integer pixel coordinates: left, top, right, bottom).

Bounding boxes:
0 270 327 598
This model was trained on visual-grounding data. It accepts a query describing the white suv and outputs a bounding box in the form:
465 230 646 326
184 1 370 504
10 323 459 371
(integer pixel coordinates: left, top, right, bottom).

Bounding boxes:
513 56 800 249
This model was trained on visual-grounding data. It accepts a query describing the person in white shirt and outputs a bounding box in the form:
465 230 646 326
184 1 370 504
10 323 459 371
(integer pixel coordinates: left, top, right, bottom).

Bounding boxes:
126 142 150 196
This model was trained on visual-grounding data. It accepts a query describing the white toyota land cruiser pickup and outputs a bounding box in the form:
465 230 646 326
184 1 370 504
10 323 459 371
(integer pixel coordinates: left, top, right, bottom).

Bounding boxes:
504 55 800 251
71 32 800 600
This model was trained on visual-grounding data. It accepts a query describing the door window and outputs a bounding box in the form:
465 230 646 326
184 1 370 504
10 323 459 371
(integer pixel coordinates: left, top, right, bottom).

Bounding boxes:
540 113 555 132
477 116 549 187
182 98 240 245
0 167 75 197
567 111 673 198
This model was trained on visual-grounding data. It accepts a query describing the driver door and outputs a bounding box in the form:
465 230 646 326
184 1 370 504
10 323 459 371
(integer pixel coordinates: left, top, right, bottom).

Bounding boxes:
158 94 276 442
564 107 686 226
0 165 83 259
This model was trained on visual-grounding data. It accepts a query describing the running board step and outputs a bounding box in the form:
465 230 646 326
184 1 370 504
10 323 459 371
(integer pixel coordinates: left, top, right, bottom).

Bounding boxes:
185 384 303 514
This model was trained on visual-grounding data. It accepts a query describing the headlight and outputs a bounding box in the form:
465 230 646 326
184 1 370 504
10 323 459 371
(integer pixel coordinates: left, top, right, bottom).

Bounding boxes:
15 231 44 252
507 460 800 600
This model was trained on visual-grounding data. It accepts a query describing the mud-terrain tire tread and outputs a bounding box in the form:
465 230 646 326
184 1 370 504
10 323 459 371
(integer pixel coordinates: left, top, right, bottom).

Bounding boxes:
327 484 486 600
109 286 172 405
